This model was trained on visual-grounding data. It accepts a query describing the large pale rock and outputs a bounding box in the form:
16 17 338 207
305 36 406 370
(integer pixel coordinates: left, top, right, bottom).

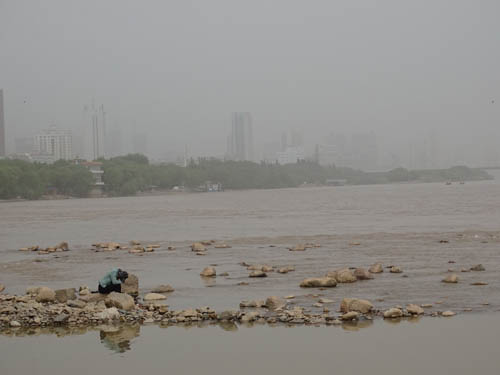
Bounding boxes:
191 242 206 252
121 274 139 296
200 267 216 277
105 292 135 311
406 304 424 315
369 263 384 273
300 277 337 288
55 288 76 303
265 296 286 310
442 274 458 283
327 268 357 283
151 285 174 293
143 293 167 301
354 268 374 280
340 298 374 314
35 287 56 303
383 308 403 319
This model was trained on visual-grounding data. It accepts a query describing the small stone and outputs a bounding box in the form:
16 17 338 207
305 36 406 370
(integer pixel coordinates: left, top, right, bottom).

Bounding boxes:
0 284 4 293
390 266 403 274
200 267 216 277
144 293 167 301
441 311 456 317
214 243 231 248
219 272 229 277
470 282 488 286
96 307 120 321
300 277 337 288
249 271 267 278
341 311 359 321
54 313 70 324
191 242 206 252
383 308 403 319
151 285 174 293
265 296 286 310
369 263 384 273
35 287 56 303
470 264 485 271
406 304 424 315
421 304 433 308
319 298 334 304
340 298 374 314
55 288 76 303
288 244 306 251
354 268 374 280
10 320 21 327
67 300 86 308
442 274 458 283
285 295 295 299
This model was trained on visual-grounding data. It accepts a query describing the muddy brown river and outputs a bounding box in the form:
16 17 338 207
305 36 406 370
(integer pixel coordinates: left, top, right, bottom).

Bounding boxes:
1 315 500 374
1 178 500 373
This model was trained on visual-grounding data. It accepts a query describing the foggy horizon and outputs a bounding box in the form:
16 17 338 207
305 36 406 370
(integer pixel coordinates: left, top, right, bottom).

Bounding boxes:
1 0 499 168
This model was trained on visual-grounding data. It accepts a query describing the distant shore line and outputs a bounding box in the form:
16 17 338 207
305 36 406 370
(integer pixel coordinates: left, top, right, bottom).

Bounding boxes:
0 177 495 204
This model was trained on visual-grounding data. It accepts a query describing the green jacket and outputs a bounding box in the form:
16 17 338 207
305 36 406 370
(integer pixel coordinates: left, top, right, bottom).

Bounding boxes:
99 268 122 288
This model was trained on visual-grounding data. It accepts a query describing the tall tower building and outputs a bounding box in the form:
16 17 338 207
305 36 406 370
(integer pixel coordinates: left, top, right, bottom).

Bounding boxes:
0 89 5 157
227 112 254 161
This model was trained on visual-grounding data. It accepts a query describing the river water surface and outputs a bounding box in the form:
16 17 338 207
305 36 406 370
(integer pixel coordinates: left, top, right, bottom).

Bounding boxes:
1 179 500 374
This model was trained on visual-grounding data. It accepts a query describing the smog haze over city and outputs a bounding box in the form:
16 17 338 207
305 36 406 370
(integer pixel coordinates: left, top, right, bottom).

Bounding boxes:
1 0 499 168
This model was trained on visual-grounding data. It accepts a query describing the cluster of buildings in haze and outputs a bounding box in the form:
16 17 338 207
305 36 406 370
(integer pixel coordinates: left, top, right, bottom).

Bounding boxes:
1 89 499 171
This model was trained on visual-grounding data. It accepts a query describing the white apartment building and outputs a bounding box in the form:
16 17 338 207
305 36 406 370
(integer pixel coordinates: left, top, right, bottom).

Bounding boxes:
34 125 73 162
276 146 305 165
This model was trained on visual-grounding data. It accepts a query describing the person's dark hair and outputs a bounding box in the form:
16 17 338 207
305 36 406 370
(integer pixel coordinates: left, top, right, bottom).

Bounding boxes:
117 269 128 282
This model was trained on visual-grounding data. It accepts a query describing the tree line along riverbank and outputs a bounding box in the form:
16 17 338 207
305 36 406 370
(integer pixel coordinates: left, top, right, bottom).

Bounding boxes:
0 154 493 200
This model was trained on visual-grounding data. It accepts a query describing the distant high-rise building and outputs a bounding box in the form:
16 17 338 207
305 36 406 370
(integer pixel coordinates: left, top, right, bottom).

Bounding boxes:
0 89 5 157
227 112 254 161
34 125 73 162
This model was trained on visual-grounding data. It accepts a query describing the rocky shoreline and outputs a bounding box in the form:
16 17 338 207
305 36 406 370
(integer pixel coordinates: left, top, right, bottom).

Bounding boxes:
0 281 460 334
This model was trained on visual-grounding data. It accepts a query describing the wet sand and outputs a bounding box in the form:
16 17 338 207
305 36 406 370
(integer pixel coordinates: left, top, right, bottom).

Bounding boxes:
1 314 500 375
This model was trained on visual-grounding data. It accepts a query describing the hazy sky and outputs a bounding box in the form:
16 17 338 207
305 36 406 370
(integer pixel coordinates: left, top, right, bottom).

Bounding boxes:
1 0 499 164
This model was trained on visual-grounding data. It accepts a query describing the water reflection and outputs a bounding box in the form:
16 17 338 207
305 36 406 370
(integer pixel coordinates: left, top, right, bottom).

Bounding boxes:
341 319 374 331
99 325 140 354
0 317 383 355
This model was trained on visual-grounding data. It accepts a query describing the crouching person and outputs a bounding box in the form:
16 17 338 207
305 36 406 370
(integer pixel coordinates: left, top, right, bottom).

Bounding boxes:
98 268 128 294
